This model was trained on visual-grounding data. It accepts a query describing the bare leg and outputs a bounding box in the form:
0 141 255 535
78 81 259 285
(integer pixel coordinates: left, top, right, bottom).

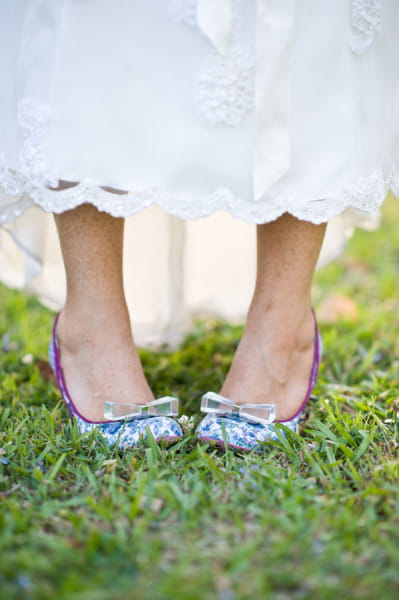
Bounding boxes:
54 203 153 421
221 213 326 421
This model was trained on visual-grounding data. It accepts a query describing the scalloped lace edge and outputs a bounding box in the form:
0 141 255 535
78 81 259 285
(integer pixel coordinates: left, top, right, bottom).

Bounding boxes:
0 168 395 227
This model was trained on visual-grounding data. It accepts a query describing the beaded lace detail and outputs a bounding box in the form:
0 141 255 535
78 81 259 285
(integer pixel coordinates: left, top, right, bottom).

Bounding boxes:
0 98 59 225
1 99 56 198
169 0 255 126
350 0 382 54
0 155 21 197
17 98 57 189
196 36 255 126
0 98 57 195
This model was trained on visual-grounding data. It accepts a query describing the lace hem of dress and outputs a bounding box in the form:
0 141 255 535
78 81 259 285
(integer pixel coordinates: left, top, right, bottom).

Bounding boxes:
0 167 393 227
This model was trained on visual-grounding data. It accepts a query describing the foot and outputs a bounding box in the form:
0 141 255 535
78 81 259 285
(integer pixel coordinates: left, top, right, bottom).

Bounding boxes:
220 306 316 422
55 307 154 422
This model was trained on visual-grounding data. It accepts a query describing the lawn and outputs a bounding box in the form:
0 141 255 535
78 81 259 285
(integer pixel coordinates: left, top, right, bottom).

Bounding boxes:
1 197 399 599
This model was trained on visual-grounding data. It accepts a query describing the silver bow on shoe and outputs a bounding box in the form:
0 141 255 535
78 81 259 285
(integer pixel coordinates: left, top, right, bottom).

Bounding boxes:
201 391 276 426
104 397 179 421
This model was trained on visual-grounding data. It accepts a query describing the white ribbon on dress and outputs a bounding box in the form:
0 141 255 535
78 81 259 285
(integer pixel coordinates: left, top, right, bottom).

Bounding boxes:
255 0 295 193
196 0 294 192
197 0 232 54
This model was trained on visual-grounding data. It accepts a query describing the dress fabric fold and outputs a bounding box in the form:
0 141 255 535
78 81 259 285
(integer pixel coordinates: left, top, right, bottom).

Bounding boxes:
0 0 397 347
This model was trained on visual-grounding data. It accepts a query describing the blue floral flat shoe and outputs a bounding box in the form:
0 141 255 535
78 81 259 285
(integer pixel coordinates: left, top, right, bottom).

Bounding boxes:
196 312 322 452
49 314 182 449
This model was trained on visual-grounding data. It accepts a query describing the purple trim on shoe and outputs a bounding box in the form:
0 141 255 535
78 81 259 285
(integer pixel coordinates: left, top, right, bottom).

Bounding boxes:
276 308 321 423
49 313 183 447
51 313 116 425
196 309 322 451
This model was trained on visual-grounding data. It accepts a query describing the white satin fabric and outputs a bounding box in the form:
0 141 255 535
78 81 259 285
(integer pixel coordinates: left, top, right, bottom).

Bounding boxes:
0 0 397 347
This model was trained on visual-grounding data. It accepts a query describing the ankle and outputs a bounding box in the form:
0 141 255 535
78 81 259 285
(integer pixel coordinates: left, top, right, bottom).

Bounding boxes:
57 305 134 352
246 303 314 348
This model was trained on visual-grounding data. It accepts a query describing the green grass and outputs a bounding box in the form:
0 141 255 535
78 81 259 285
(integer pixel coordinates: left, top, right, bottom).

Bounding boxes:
1 197 399 599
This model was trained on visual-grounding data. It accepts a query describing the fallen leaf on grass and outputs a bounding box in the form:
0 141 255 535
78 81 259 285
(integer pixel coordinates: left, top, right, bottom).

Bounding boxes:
213 352 223 365
35 358 55 382
318 294 359 324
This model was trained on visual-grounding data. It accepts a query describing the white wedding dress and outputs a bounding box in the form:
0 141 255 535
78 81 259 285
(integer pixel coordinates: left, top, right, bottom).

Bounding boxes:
0 0 398 346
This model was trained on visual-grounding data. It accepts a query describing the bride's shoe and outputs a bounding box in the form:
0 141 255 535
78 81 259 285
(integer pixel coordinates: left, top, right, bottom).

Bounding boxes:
49 314 182 449
196 313 322 452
